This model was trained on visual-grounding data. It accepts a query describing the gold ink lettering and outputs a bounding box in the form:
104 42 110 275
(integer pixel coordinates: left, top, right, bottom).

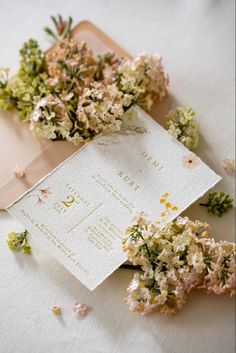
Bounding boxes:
141 150 164 171
61 195 75 208
117 170 141 192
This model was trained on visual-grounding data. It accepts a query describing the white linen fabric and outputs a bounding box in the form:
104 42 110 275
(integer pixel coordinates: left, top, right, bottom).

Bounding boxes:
0 1 235 353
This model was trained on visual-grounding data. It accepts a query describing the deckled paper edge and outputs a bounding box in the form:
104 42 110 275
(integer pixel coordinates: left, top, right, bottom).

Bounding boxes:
6 106 222 290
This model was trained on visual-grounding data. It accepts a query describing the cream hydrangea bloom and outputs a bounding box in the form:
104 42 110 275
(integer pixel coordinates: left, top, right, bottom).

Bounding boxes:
123 215 235 315
166 107 199 150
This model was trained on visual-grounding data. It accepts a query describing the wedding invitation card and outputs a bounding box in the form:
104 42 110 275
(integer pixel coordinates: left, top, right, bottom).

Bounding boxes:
7 107 221 290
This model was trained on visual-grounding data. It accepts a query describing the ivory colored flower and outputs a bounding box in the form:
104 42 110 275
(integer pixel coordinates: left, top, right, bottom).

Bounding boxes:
30 94 73 140
13 165 25 178
223 159 235 174
117 54 168 112
166 107 199 150
72 301 88 317
122 215 235 316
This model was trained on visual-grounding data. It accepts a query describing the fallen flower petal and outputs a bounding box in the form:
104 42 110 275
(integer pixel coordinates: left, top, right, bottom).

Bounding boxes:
223 159 235 174
72 302 88 317
13 164 25 178
51 306 61 315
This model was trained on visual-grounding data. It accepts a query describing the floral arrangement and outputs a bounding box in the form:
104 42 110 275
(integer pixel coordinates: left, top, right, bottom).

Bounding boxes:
2 15 235 319
122 214 235 315
0 16 168 145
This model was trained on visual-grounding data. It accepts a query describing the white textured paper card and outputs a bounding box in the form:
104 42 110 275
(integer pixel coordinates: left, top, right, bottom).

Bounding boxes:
7 107 221 290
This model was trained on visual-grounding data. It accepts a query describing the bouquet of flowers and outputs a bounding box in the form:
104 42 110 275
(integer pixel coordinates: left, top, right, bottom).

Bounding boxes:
0 16 168 145
123 214 235 315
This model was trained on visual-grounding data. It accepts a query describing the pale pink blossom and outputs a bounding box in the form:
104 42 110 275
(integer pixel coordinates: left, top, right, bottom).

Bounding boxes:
182 154 199 169
40 188 51 198
13 165 25 178
223 159 235 174
73 302 88 317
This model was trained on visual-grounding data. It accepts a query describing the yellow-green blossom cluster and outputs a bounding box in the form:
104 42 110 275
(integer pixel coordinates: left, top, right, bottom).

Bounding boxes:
6 230 31 254
166 107 199 150
9 40 50 121
122 214 235 315
0 68 16 110
0 31 168 144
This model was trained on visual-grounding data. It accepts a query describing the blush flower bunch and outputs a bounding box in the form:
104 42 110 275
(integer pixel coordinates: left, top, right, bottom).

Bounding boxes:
116 54 169 111
122 214 235 315
0 16 169 145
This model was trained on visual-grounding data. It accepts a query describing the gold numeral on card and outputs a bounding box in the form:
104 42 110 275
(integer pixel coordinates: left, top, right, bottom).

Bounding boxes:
61 195 75 208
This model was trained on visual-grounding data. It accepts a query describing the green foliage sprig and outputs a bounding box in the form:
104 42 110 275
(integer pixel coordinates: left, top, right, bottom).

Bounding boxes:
200 192 234 216
44 15 73 43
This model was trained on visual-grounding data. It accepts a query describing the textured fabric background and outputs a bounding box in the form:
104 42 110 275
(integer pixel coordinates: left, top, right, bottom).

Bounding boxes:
0 1 235 353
